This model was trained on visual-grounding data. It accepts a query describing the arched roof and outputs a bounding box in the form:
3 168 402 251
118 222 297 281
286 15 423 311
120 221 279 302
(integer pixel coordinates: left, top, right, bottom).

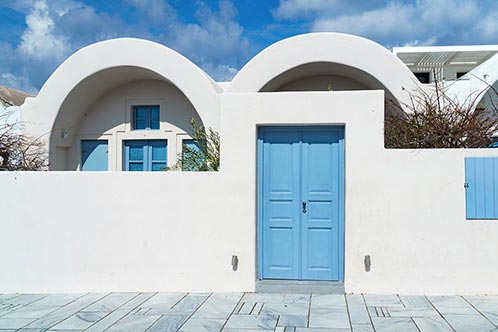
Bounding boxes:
228 33 422 106
23 38 221 146
447 53 498 108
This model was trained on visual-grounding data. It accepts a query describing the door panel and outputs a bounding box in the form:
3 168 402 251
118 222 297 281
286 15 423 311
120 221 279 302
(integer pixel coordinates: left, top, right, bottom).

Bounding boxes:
81 140 108 171
259 127 344 281
262 131 301 279
301 130 340 280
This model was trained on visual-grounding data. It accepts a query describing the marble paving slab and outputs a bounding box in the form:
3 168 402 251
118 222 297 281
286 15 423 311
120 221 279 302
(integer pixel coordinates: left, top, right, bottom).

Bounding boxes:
3 292 498 332
82 292 137 312
105 313 161 332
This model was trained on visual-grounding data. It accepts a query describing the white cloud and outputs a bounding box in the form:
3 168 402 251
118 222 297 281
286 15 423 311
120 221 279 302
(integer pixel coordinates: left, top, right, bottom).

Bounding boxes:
274 0 340 20
275 0 498 47
472 10 498 42
201 63 239 82
1 73 37 94
18 0 70 61
312 2 416 43
170 1 250 68
0 0 252 91
124 0 177 24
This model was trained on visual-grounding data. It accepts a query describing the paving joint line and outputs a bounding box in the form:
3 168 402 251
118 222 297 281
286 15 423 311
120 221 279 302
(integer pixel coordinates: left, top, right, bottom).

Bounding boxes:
460 295 498 328
306 293 311 328
344 294 353 330
219 292 245 331
424 295 457 332
166 292 213 332
27 293 108 332
362 293 377 332
82 292 147 332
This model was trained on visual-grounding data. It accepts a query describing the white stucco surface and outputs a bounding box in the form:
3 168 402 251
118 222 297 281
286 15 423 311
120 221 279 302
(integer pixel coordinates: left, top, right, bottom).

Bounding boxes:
5 33 498 295
447 53 498 108
21 38 220 168
66 79 201 170
3 91 498 294
228 33 422 104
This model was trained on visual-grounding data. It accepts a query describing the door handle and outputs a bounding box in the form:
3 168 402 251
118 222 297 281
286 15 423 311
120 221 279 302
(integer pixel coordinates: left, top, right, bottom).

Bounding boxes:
302 201 307 214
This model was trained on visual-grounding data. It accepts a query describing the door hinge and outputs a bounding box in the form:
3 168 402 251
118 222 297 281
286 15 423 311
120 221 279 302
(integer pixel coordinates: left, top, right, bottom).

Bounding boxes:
464 182 469 188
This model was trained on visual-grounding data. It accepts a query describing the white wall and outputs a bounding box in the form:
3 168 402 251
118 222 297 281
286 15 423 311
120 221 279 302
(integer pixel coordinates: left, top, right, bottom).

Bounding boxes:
3 91 498 294
0 172 254 293
276 75 367 91
68 79 201 170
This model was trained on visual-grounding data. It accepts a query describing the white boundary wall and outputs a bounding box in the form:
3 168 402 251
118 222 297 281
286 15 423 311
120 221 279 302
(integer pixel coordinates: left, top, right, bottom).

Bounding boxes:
3 91 498 294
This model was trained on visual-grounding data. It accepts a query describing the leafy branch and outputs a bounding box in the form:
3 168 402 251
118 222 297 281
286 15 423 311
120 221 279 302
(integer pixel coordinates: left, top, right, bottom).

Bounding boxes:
167 118 220 171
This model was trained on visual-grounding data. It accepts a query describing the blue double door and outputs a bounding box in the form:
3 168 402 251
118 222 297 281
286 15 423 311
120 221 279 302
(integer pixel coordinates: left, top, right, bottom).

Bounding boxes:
259 126 345 281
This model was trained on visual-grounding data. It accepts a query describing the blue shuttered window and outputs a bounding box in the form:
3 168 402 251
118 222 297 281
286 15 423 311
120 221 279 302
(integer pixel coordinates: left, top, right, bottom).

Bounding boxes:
124 140 167 171
81 140 108 171
182 139 201 171
133 106 160 130
465 157 498 219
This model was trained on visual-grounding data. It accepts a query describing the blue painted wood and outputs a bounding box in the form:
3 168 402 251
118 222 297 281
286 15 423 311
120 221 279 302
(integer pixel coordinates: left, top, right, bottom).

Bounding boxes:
465 157 498 219
261 130 301 280
133 106 160 130
465 158 476 219
81 140 108 171
124 140 167 171
258 126 345 281
149 140 167 171
301 130 342 281
484 158 495 218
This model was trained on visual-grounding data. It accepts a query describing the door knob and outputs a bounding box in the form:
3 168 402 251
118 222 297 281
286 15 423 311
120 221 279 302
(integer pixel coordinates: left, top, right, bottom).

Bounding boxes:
302 201 307 213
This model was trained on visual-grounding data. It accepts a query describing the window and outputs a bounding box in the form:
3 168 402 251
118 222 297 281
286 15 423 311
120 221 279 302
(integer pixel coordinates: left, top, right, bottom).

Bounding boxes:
124 140 167 171
182 139 201 171
414 72 430 84
133 106 160 130
81 140 108 171
465 157 498 219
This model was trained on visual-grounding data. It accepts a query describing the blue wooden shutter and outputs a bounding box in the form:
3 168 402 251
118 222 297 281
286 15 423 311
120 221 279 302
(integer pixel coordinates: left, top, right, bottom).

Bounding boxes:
124 140 147 171
465 157 498 219
149 140 167 171
81 140 108 171
124 140 167 171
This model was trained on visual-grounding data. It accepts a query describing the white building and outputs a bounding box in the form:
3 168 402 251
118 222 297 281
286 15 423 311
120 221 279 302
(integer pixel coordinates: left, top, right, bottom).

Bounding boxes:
2 33 498 295
394 45 498 109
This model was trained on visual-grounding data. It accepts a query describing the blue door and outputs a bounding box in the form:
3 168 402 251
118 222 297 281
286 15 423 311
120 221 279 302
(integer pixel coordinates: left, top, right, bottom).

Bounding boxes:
124 140 167 171
81 140 108 171
258 126 345 281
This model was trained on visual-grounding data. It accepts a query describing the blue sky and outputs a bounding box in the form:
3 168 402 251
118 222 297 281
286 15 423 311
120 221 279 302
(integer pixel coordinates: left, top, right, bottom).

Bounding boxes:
1 0 498 93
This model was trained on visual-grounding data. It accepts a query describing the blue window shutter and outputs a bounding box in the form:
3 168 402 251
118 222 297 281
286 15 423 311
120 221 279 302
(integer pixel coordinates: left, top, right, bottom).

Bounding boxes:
465 157 498 219
150 106 160 130
124 140 167 172
133 106 160 130
81 140 108 171
133 107 148 130
182 139 204 171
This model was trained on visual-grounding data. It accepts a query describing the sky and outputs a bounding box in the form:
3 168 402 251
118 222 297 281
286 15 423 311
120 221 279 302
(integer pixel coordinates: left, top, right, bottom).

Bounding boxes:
0 0 498 94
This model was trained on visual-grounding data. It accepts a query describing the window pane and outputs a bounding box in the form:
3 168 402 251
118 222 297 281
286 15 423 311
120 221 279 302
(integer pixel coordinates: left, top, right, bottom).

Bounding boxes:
151 107 159 119
151 141 167 161
134 120 147 130
129 163 144 171
150 118 160 130
135 107 147 119
129 145 144 161
182 139 205 171
150 107 160 129
183 139 200 152
151 163 166 171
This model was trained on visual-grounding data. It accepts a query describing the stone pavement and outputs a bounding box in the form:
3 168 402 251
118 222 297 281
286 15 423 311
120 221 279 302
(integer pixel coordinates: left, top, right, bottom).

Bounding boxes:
1 292 498 331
